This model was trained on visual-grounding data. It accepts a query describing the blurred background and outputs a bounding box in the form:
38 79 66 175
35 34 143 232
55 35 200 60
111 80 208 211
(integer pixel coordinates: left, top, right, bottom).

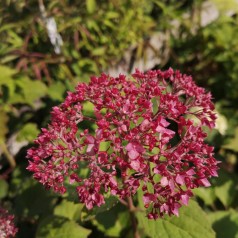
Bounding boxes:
0 0 238 237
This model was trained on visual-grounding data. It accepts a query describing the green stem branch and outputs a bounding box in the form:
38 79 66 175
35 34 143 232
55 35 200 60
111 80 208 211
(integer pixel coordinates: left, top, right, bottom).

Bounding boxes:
127 196 140 238
0 142 16 168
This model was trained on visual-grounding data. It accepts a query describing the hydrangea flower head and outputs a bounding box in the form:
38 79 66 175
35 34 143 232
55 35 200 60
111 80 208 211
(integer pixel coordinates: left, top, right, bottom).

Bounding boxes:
27 69 218 219
0 207 18 238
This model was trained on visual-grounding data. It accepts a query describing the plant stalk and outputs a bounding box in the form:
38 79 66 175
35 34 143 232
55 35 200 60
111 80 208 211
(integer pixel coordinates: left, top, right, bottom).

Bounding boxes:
0 142 16 168
127 196 140 238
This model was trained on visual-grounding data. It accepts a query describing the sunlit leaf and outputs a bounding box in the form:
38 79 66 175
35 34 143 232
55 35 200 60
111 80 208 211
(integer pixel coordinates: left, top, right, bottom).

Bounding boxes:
54 200 83 221
194 187 216 206
48 81 66 101
137 200 215 238
36 216 91 238
223 127 238 152
16 123 40 142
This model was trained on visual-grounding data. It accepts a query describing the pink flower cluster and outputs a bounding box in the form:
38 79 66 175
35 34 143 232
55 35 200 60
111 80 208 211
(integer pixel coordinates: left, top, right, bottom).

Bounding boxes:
0 207 18 238
27 69 218 219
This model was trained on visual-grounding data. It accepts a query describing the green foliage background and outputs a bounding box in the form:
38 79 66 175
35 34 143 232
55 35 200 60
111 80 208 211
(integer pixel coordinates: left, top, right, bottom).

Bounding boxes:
0 0 238 237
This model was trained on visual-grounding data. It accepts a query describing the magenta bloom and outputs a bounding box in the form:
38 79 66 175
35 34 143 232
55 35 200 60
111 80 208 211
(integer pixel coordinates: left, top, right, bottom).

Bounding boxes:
0 207 18 238
27 69 218 219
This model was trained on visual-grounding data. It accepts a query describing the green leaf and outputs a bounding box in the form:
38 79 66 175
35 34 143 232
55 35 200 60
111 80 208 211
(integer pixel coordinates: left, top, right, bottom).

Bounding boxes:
0 54 19 64
212 0 238 13
151 97 159 115
0 65 15 78
194 187 216 206
11 77 47 106
137 200 215 238
208 210 238 238
82 101 95 117
86 0 96 14
0 65 15 100
48 81 66 101
12 171 57 218
16 123 40 142
0 65 47 106
215 180 235 207
106 11 120 19
223 127 238 152
63 183 79 203
99 141 110 151
92 203 130 237
36 216 91 238
214 170 237 207
54 200 83 221
91 47 106 56
81 196 119 222
0 108 8 143
0 179 9 198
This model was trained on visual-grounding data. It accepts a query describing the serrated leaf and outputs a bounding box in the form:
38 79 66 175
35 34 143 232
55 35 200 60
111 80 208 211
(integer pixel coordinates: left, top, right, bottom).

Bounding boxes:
137 200 215 238
36 216 91 238
54 200 83 221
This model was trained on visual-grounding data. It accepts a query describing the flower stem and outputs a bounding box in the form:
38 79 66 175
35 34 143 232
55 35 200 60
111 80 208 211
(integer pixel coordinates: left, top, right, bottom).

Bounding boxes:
0 142 16 168
126 196 140 238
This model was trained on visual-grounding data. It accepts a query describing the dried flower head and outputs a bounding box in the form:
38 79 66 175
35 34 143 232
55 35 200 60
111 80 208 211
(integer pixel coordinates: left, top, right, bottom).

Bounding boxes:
27 69 218 219
0 207 18 238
